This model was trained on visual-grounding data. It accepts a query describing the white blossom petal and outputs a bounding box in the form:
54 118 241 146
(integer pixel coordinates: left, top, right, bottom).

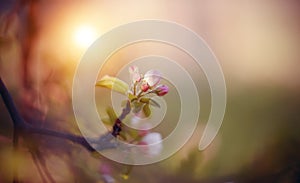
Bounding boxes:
144 70 161 87
141 132 163 156
129 66 141 83
130 115 141 127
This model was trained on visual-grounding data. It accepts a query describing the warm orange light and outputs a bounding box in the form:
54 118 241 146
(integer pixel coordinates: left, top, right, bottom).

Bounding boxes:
74 25 97 48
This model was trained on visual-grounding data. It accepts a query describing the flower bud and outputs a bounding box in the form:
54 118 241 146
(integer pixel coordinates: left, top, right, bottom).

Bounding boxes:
155 85 169 96
140 81 150 92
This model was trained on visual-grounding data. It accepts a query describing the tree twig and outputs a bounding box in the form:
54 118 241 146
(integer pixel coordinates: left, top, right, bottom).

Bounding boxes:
111 101 131 137
0 77 22 183
0 78 25 128
0 77 103 152
0 76 133 182
0 77 124 152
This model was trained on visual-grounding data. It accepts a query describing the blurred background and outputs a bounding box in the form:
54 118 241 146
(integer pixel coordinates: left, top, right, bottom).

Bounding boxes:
0 0 300 182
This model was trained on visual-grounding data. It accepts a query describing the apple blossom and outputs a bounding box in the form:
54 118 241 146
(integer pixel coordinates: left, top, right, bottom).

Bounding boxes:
140 132 163 156
130 115 141 127
143 69 161 87
96 66 168 157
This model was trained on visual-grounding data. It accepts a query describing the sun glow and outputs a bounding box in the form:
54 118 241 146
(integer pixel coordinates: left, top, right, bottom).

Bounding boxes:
74 25 97 49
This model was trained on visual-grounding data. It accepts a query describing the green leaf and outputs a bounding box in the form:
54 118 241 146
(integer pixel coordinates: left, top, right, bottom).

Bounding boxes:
126 128 140 140
95 75 129 95
140 98 160 108
132 101 143 113
101 117 113 125
143 104 151 117
140 97 150 103
128 93 137 101
106 107 117 123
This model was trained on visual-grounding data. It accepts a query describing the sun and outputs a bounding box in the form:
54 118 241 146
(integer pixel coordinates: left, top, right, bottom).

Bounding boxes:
74 25 97 49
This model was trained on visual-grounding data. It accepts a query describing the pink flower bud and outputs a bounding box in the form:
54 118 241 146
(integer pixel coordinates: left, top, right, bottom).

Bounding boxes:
140 81 150 92
155 85 169 96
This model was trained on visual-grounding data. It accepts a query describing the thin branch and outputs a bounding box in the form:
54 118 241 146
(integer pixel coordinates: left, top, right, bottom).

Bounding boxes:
0 78 22 183
0 78 25 128
112 101 131 137
1 90 93 151
118 101 131 121
27 126 95 152
0 76 130 151
0 76 132 182
1 77 104 152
